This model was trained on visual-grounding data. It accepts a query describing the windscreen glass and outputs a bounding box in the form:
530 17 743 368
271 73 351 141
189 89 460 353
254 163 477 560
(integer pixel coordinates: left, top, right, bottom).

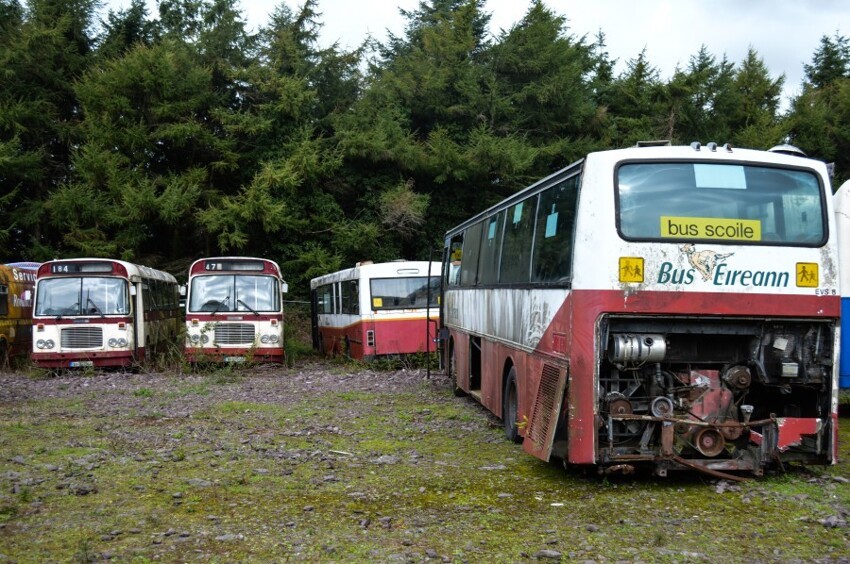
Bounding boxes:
617 162 824 245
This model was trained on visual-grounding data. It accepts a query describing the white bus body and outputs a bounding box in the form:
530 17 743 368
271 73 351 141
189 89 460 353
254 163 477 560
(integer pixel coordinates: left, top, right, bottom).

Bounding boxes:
184 257 286 363
310 261 441 359
32 259 180 368
442 143 839 478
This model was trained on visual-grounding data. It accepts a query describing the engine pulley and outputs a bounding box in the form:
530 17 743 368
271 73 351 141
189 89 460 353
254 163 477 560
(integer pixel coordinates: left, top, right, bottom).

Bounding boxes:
650 396 674 418
694 427 726 457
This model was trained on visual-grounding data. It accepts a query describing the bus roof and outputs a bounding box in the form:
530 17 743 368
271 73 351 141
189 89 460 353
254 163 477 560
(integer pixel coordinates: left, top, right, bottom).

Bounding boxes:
188 256 283 277
38 258 177 284
310 260 442 289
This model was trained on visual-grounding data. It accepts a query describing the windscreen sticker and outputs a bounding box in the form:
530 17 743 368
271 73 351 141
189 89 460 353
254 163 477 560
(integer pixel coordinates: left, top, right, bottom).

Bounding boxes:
660 216 761 241
372 297 383 308
694 164 747 189
512 203 523 224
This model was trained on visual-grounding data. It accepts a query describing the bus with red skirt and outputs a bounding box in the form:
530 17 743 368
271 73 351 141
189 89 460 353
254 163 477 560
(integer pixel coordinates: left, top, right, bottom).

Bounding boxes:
311 261 440 359
441 142 839 479
184 257 287 363
32 259 180 369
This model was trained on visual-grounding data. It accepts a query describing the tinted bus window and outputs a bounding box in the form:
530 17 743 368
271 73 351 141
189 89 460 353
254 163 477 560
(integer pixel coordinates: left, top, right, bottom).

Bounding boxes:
500 196 537 284
478 212 504 285
341 280 359 314
447 235 464 286
460 221 484 287
532 176 579 283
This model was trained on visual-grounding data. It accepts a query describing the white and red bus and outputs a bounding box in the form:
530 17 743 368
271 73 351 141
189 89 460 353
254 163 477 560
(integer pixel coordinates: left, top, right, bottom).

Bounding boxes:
310 261 440 359
442 142 839 479
184 257 287 363
32 259 180 369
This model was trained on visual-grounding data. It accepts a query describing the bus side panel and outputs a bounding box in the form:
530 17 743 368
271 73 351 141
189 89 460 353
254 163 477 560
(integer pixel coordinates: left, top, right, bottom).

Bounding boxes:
449 328 470 392
372 317 436 356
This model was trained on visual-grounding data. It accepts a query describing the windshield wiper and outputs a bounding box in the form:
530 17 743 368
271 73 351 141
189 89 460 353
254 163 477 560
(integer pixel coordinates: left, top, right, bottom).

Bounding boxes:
212 296 230 314
237 298 260 316
86 294 105 318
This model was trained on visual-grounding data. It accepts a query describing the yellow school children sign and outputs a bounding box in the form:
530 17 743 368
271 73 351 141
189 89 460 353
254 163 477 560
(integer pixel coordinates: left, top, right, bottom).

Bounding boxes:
661 216 762 242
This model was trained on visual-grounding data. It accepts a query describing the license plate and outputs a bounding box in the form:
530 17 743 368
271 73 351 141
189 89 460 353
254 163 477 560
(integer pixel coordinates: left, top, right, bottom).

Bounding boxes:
224 356 245 363
70 361 94 368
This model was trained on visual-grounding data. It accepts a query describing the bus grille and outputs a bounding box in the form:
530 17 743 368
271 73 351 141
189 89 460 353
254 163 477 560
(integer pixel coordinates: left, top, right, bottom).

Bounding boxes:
214 324 255 345
61 327 103 349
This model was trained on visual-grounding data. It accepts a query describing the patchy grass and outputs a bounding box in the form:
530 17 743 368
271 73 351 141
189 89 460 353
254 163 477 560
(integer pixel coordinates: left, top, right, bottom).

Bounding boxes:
0 366 849 561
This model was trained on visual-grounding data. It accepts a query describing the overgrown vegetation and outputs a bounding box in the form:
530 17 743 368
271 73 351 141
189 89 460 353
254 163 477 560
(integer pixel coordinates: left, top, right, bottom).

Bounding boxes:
2 0 850 297
1 363 849 561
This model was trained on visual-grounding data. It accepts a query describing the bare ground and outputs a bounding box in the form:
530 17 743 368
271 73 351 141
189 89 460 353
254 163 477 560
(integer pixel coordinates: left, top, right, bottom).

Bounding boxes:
2 361 850 562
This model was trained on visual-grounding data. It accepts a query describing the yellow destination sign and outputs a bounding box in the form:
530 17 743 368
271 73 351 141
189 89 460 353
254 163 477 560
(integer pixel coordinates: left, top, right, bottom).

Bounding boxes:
660 216 761 241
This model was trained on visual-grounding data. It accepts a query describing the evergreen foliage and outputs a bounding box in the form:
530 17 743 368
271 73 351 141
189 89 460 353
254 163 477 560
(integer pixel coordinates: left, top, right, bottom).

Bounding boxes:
0 0 844 296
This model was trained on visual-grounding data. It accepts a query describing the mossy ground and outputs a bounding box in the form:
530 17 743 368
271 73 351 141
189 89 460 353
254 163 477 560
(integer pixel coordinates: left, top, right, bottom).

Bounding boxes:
1 363 849 562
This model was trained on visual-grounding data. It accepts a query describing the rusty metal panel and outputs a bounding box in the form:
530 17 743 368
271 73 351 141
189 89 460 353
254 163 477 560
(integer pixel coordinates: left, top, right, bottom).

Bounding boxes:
524 363 566 461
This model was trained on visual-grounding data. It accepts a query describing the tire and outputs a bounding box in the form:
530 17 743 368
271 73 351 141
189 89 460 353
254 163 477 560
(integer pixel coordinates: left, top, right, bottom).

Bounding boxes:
503 366 521 443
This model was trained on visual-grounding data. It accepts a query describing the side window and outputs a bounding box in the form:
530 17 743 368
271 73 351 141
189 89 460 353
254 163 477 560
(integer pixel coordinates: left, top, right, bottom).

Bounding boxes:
341 280 359 314
478 212 504 285
446 235 464 286
460 221 484 287
532 176 580 284
318 285 333 314
500 196 537 284
142 283 152 312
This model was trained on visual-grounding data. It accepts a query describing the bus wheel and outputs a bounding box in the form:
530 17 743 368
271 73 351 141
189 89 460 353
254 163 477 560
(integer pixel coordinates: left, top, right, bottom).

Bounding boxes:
449 343 466 397
503 367 521 443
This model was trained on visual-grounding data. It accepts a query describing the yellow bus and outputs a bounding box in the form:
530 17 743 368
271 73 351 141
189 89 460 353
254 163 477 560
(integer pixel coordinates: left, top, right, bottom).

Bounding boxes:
0 262 39 367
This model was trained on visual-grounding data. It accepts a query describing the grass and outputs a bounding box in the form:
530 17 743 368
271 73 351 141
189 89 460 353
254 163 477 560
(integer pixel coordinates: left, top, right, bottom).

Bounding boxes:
0 366 849 561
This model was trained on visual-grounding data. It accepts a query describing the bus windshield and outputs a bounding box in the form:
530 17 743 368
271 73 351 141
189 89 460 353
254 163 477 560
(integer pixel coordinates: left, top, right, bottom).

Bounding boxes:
370 276 440 310
189 275 280 313
35 277 129 316
617 162 825 245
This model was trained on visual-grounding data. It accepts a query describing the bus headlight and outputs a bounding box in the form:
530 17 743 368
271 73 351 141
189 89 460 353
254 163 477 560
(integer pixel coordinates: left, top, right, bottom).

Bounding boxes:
268 334 280 344
46 339 54 349
108 338 118 347
117 338 127 347
36 339 46 349
201 334 209 344
190 333 201 343
260 335 270 344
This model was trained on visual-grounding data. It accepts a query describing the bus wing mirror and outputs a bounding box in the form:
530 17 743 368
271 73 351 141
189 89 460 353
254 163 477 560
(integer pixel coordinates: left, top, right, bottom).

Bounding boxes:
179 285 186 296
281 282 289 294
129 286 137 296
